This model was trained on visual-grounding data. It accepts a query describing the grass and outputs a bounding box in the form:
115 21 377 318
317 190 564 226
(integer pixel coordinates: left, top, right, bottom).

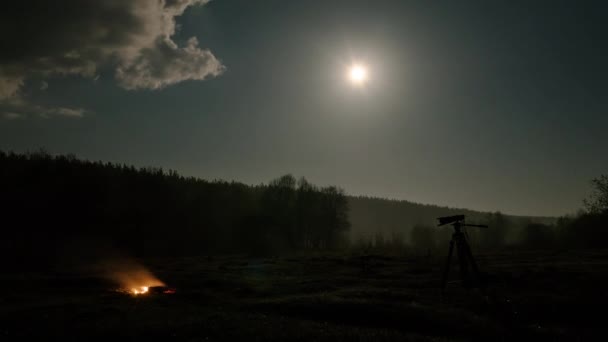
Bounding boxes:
1 250 607 341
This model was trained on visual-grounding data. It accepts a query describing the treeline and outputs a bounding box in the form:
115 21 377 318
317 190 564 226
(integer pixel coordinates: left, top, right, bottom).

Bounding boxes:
0 150 349 267
348 196 556 253
351 187 608 254
3 149 606 266
351 211 608 255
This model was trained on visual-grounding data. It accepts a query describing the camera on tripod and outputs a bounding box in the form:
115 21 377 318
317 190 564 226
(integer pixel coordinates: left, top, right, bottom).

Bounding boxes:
437 214 488 291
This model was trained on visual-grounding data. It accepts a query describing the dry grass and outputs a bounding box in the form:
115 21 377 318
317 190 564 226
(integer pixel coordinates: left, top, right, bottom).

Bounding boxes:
1 250 607 341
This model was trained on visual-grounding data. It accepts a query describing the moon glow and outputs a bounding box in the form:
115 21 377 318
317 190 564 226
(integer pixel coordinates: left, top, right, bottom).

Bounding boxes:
348 64 368 85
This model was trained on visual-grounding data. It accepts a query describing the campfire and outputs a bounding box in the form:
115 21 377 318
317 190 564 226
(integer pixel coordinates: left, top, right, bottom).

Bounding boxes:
95 257 176 296
129 285 176 295
131 286 149 295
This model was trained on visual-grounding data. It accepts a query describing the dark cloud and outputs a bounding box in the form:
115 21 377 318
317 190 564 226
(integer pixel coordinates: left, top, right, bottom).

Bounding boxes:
0 0 223 103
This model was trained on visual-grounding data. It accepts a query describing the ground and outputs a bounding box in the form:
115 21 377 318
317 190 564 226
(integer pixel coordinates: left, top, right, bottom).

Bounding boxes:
1 250 607 341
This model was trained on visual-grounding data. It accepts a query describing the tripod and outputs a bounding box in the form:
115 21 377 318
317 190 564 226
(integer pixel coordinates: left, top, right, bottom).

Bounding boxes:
437 215 487 291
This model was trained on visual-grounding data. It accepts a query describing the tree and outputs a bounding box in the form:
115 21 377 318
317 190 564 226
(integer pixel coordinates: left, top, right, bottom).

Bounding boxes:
316 186 350 249
479 212 509 249
296 177 318 249
0 151 352 263
261 174 298 250
584 175 608 214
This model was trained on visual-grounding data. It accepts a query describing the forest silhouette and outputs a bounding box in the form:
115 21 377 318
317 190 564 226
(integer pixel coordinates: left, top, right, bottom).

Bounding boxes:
1 150 607 271
1 150 349 268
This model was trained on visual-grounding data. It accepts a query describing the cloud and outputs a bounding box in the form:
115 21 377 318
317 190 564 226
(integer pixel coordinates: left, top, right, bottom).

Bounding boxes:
116 37 225 90
0 0 223 115
50 107 85 118
2 112 25 120
0 76 23 100
0 98 86 120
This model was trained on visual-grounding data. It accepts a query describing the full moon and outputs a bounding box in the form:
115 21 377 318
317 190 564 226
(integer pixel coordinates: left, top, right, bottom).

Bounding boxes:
348 64 368 85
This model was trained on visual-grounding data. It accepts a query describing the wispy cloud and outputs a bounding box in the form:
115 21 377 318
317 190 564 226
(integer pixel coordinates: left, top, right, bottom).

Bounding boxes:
0 98 86 120
49 107 85 118
2 112 25 120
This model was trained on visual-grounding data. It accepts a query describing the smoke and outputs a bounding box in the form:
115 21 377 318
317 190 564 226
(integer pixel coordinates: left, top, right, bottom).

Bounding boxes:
95 256 165 290
58 236 165 290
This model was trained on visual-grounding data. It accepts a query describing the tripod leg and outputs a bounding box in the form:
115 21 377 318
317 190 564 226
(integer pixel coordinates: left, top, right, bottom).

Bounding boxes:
456 236 470 288
442 238 455 291
463 241 484 290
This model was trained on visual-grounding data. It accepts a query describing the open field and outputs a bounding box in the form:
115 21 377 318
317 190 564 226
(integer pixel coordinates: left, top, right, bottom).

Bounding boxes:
2 250 607 341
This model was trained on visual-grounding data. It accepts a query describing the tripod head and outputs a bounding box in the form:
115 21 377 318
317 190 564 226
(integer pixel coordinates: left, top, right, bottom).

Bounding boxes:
437 215 488 233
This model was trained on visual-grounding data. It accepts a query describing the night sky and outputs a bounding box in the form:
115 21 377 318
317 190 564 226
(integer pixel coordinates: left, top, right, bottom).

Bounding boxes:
1 0 607 217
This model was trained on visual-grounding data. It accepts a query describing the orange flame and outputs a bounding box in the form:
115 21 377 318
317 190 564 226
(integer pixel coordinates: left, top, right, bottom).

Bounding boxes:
131 286 149 295
94 256 165 294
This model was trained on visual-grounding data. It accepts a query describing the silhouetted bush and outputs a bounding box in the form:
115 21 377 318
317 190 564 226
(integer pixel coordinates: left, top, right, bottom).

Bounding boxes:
583 175 608 214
